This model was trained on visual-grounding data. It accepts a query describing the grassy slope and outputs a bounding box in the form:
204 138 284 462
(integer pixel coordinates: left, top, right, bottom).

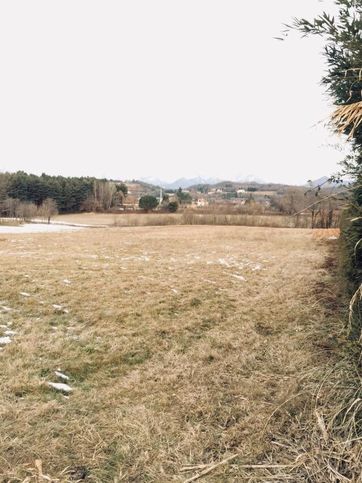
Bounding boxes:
0 226 354 481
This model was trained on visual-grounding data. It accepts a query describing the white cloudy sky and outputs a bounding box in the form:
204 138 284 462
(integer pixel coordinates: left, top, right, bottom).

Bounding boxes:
0 0 349 185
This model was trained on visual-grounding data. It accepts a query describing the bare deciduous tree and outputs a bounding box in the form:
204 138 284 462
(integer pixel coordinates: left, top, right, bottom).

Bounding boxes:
40 198 58 224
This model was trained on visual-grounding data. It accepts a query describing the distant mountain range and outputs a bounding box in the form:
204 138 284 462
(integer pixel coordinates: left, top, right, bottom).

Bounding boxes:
140 175 264 190
137 175 349 191
139 177 221 190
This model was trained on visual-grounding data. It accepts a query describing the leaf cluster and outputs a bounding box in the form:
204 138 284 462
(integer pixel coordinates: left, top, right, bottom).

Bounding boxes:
290 1 362 106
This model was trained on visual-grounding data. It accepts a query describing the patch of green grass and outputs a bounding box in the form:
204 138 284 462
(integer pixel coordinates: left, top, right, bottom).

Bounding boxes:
121 348 151 366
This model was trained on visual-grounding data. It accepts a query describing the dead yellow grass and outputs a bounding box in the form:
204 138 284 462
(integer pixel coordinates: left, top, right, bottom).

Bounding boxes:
0 226 356 481
311 228 340 240
54 212 309 229
53 212 182 226
0 218 22 226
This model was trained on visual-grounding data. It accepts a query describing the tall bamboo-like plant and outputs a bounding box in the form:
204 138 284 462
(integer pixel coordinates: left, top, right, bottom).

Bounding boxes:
289 0 362 337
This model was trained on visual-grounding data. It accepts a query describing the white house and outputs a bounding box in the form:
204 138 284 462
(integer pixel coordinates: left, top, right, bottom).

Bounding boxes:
195 198 209 207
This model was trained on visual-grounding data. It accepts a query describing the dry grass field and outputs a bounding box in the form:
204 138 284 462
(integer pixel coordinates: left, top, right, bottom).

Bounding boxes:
53 212 311 229
0 226 356 482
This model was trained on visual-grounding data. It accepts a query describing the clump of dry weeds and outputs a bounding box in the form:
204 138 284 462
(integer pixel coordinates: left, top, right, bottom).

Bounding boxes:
53 212 310 229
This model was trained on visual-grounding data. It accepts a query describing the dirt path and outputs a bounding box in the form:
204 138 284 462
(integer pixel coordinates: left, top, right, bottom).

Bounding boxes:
0 226 343 481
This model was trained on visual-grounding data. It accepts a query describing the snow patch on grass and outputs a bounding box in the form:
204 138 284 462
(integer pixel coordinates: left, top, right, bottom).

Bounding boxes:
47 382 73 393
0 336 12 345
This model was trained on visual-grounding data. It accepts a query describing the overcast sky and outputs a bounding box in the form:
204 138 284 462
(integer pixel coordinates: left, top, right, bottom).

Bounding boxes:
0 0 348 185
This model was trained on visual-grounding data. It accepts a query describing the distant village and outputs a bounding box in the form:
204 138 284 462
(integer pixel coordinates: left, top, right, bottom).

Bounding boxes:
122 180 280 211
0 171 344 229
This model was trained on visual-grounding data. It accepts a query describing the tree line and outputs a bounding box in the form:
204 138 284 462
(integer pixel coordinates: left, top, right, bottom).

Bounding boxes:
0 171 128 216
